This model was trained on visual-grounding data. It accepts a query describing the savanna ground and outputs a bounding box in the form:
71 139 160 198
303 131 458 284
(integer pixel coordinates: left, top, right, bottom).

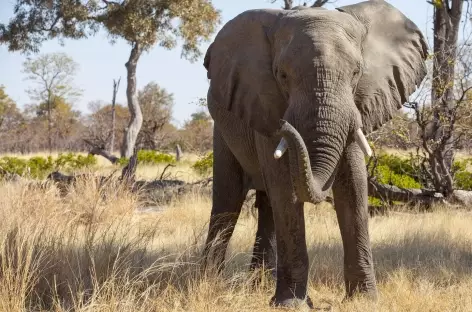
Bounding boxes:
1 152 472 311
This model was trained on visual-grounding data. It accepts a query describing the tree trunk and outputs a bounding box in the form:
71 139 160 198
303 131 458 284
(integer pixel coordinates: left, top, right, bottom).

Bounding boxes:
110 77 120 153
367 179 445 206
280 0 328 9
310 0 329 7
121 42 143 158
47 90 53 154
84 139 120 164
175 144 182 162
430 0 464 195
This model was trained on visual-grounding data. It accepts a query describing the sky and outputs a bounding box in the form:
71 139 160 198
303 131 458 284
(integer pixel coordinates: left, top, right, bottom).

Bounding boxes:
0 0 433 128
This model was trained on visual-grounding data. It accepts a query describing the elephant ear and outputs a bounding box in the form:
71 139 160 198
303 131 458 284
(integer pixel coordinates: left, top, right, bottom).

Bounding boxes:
336 0 428 134
204 9 286 136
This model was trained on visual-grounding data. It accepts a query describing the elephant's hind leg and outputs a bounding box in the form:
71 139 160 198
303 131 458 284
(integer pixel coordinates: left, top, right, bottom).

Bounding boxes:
250 190 276 274
332 140 378 300
202 127 247 272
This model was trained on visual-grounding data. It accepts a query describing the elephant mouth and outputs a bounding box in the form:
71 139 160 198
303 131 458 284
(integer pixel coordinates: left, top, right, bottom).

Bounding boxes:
274 119 371 204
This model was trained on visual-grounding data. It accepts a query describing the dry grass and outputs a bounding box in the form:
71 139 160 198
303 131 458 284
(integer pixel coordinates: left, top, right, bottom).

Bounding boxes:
0 174 472 311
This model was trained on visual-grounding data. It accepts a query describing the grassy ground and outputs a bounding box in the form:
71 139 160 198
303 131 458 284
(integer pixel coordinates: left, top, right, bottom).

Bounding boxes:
1 172 472 311
1 153 472 311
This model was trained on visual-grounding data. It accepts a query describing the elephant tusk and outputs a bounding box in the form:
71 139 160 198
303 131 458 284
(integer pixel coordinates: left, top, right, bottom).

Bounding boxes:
355 128 372 157
274 138 288 159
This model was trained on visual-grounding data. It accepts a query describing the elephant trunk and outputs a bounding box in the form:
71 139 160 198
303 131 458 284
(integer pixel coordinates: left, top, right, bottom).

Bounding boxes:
276 120 328 203
275 96 370 204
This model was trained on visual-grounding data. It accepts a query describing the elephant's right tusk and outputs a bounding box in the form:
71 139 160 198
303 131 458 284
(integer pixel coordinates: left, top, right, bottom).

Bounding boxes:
355 128 373 157
274 138 288 159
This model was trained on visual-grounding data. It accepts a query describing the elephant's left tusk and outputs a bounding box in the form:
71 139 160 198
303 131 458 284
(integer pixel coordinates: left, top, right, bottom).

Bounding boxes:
274 138 288 159
355 128 372 157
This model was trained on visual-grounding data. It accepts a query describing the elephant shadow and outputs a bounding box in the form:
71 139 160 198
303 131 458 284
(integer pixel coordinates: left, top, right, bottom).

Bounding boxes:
306 228 472 286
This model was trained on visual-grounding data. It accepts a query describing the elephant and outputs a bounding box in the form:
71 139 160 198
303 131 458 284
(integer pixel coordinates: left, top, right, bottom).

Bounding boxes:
201 0 428 308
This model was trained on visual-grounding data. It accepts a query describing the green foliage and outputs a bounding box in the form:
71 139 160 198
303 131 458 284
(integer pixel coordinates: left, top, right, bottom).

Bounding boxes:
370 164 422 189
1 0 221 61
367 152 472 205
371 152 422 182
367 153 424 207
54 153 97 169
22 52 82 103
454 171 472 190
0 153 97 179
118 150 176 165
453 159 472 190
192 152 213 176
137 150 175 164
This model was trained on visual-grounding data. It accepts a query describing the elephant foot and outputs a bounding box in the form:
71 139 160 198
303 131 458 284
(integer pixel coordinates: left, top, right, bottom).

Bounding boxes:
269 295 314 310
343 278 378 302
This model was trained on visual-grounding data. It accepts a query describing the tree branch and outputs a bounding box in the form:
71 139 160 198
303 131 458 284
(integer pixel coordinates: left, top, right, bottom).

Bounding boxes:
84 139 119 164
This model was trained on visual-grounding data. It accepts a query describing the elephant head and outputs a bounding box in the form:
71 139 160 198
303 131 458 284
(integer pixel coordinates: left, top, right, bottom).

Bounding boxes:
204 1 428 204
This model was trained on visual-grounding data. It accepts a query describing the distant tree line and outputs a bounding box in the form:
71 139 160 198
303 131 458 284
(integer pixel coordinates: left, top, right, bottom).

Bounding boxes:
0 52 213 154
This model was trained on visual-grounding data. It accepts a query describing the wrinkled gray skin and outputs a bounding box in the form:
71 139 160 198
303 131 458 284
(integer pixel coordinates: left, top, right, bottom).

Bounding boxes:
202 1 428 308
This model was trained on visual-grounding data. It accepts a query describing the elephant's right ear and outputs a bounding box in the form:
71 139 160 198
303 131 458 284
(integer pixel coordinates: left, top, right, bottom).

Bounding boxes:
205 9 286 136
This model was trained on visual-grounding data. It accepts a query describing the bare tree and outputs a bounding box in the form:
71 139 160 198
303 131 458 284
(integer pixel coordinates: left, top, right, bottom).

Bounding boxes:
136 82 174 150
406 0 467 196
270 0 335 10
110 77 121 153
22 52 82 153
429 0 464 175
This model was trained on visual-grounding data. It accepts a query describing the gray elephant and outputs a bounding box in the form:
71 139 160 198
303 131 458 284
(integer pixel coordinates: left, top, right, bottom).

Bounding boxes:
202 0 428 308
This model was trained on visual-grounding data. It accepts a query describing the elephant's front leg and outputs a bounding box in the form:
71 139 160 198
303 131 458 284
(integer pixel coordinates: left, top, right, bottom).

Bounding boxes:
202 128 246 272
250 190 276 275
332 140 378 300
256 136 313 308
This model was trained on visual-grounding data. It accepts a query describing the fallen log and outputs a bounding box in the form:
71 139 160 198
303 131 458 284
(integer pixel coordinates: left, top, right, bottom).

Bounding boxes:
367 179 445 206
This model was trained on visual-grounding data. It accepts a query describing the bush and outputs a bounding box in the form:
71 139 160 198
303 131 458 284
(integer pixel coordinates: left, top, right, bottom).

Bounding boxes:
372 152 422 182
0 153 97 179
454 171 472 190
117 150 176 166
367 161 422 207
192 152 213 176
137 150 175 164
371 164 422 189
366 152 472 205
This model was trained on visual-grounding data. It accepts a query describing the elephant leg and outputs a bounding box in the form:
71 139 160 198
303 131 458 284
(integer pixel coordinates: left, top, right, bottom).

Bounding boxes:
268 186 312 308
256 136 313 308
202 128 246 272
332 140 378 300
250 190 276 274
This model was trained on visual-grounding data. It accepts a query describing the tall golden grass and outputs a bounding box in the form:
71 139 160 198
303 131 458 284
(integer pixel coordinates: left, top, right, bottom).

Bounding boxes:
0 172 472 311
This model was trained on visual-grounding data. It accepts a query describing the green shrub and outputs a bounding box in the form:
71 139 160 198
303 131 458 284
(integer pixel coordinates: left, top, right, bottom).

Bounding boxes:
373 153 422 182
0 153 97 179
118 150 176 166
372 164 422 189
367 153 422 207
454 171 472 190
138 150 175 164
192 152 213 176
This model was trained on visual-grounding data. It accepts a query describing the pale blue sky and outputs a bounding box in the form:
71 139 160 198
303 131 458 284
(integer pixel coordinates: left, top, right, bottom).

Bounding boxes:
0 0 432 127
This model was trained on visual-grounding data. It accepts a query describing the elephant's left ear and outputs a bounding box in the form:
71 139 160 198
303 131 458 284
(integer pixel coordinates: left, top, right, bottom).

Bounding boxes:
336 0 429 134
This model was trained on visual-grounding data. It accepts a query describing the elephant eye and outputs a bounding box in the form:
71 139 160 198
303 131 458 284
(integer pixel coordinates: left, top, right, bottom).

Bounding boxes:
353 62 362 77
